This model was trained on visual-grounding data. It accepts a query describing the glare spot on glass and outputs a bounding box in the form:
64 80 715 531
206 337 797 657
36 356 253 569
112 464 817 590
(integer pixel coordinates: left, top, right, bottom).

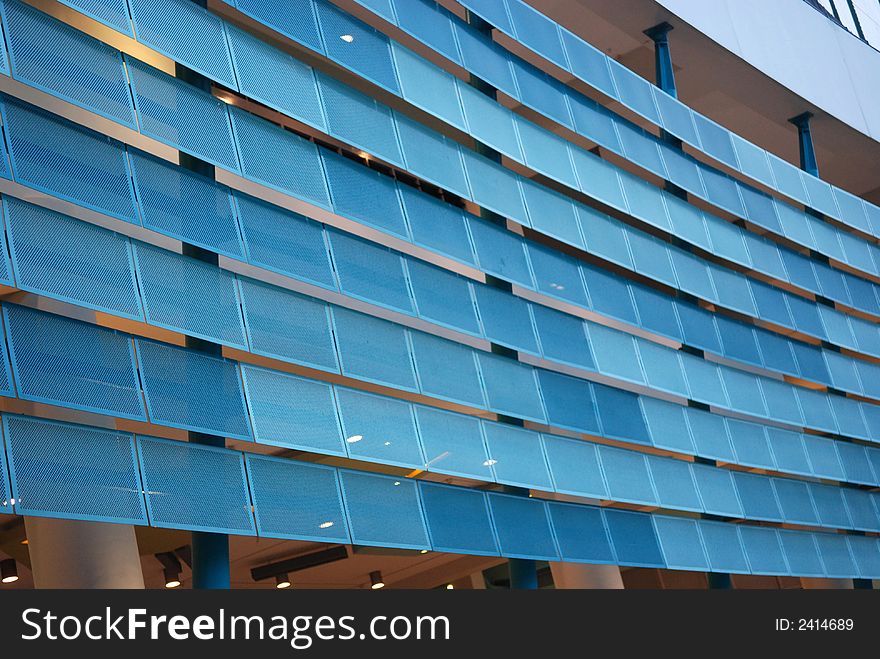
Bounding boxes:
319 521 334 529
383 441 392 446
393 481 401 486
482 459 497 466
346 434 363 443
340 34 354 43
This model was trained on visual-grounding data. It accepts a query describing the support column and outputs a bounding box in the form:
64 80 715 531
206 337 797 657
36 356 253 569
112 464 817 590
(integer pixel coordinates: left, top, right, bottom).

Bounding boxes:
188 430 230 590
24 517 145 588
643 22 677 98
707 572 733 589
788 112 819 178
550 562 624 589
501 485 538 589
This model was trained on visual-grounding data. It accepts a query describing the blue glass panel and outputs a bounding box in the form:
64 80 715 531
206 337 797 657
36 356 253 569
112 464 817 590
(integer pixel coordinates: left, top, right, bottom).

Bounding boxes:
474 285 539 354
336 387 424 469
802 435 845 481
637 341 688 397
751 282 795 329
393 0 462 64
680 353 729 407
692 464 743 518
338 470 429 550
239 279 338 372
410 332 485 408
328 230 414 314
744 235 787 280
708 267 756 316
130 150 242 258
419 483 499 556
461 150 529 225
127 58 238 171
128 0 236 87
648 457 702 513
842 489 880 531
476 352 545 422
641 397 696 454
318 75 403 166
2 97 138 222
57 0 132 34
809 483 852 528
797 388 839 434
314 2 399 92
559 29 616 98
4 415 146 524
726 419 774 470
698 520 749 573
733 472 783 522
331 308 417 391
458 83 521 160
230 107 330 206
791 343 832 385
665 196 711 250
569 149 628 212
245 455 350 543
241 364 345 455
4 304 145 420
668 249 716 301
587 324 644 384
235 193 336 290
506 0 567 67
2 0 135 127
778 531 824 578
547 502 615 564
836 442 876 485
4 197 141 320
399 185 475 264
226 25 325 130
488 493 559 560
772 478 819 526
766 428 811 477
593 384 650 444
654 516 709 571
536 370 599 434
415 406 492 480
848 536 880 579
578 205 633 268
716 317 761 366
829 396 869 440
739 526 789 575
603 509 664 567
468 217 534 288
719 369 767 417
483 421 553 491
132 243 247 349
631 287 682 340
675 303 722 354
137 437 255 534
598 446 657 506
754 330 797 375
514 66 575 133
608 61 659 124
407 260 481 335
567 95 621 152
234 0 323 53
135 339 251 439
542 435 607 499
392 45 466 130
815 533 857 578
531 305 594 370
321 150 407 237
453 23 517 99
521 182 583 249
581 265 638 325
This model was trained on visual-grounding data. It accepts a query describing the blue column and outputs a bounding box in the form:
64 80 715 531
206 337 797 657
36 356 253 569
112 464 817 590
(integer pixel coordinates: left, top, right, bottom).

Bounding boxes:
643 22 677 98
192 530 230 589
788 112 819 178
501 485 539 589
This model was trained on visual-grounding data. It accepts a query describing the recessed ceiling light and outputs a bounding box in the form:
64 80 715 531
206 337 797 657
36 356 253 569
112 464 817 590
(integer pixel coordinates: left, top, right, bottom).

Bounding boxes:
340 34 354 43
446 584 454 590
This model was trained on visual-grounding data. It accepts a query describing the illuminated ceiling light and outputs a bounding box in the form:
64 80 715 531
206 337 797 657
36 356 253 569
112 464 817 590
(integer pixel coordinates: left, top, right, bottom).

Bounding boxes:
319 521 334 529
163 567 181 589
419 549 429 554
340 34 354 43
446 584 454 590
1 559 18 584
346 434 363 444
276 574 292 589
370 570 385 589
482 459 497 466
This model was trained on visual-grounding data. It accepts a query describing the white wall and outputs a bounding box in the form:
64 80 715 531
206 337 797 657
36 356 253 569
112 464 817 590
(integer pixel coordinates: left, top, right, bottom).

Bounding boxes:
656 0 880 143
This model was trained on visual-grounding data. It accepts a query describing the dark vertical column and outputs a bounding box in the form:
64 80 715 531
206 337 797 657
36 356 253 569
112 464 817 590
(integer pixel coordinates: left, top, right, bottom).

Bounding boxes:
643 22 677 99
174 5 231 586
788 112 819 179
501 484 538 590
